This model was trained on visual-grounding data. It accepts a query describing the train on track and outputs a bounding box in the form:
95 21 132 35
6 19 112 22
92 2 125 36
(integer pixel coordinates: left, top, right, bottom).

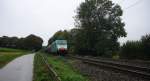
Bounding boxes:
46 40 68 55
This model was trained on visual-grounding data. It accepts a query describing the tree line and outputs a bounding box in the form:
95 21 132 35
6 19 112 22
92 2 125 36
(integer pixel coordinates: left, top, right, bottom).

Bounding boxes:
120 34 150 60
48 0 126 57
48 30 150 59
47 0 150 60
0 34 43 51
1 0 148 60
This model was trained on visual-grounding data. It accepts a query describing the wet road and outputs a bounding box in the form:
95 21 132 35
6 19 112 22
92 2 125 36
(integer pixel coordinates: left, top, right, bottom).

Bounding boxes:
0 54 35 81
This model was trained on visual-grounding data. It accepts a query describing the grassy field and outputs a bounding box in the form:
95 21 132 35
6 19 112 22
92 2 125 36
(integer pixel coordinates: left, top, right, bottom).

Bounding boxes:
34 52 89 81
0 48 29 68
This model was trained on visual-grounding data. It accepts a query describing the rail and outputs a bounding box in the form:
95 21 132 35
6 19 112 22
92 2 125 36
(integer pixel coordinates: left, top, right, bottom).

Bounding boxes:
69 55 150 80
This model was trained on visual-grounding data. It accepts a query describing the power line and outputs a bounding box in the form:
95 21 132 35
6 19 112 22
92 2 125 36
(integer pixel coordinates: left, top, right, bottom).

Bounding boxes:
125 0 144 10
118 0 125 4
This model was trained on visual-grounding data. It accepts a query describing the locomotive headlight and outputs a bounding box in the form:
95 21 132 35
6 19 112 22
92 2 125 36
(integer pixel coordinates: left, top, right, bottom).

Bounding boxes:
57 45 67 50
59 48 66 51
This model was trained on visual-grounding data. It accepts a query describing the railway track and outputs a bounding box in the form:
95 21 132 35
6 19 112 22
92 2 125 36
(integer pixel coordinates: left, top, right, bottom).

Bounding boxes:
69 55 150 80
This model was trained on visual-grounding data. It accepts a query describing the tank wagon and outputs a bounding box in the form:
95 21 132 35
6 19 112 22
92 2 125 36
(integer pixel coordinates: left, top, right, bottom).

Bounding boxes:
46 40 67 55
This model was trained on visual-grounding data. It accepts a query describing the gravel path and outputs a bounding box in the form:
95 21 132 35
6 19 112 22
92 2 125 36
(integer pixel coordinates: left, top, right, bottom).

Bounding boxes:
0 54 35 81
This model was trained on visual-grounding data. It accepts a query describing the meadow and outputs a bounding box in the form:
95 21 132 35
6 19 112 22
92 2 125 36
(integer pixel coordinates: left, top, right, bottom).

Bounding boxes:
0 48 29 68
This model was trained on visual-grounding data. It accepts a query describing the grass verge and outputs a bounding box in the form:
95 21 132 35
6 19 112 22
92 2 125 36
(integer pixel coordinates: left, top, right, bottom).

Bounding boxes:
47 55 89 81
33 53 50 81
0 47 29 68
34 53 89 81
34 52 89 81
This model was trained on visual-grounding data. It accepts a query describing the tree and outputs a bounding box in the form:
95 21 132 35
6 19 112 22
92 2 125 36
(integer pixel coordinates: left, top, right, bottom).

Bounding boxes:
141 34 150 59
48 30 70 45
75 0 126 56
16 38 25 49
0 36 20 48
0 35 43 51
8 37 19 48
69 28 79 52
120 41 143 59
0 36 9 47
23 34 43 51
120 34 150 60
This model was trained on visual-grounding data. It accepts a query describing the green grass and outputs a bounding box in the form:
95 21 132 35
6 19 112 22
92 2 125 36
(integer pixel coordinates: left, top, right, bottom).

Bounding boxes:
46 54 89 81
0 47 26 52
0 48 29 68
33 53 50 81
34 52 89 81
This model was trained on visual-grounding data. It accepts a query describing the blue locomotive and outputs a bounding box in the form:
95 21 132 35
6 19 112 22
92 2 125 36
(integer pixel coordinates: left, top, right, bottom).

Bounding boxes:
46 40 67 55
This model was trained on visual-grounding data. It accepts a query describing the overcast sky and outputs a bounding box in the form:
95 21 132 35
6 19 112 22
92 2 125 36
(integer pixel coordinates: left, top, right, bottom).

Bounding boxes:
0 0 150 45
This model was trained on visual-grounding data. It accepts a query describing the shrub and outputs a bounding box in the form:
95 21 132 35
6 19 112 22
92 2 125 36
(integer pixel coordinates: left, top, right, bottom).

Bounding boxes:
120 34 150 60
120 41 143 59
141 34 150 59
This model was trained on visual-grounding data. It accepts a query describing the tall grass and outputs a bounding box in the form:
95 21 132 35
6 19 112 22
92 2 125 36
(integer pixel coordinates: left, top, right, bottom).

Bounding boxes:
46 55 89 81
33 53 50 81
34 52 89 81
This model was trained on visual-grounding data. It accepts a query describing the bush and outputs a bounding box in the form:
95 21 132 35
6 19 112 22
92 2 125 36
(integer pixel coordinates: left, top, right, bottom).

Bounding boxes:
120 41 143 59
141 34 150 59
120 34 150 60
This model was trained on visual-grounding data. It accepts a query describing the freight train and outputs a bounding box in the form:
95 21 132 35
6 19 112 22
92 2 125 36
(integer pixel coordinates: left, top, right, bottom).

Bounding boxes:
46 40 67 55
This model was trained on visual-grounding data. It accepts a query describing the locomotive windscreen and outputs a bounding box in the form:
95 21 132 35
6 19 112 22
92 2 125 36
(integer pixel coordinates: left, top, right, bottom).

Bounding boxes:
56 40 67 45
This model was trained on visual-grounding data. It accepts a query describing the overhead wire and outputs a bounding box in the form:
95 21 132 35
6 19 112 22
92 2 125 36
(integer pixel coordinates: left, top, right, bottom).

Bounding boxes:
118 0 125 4
124 0 144 10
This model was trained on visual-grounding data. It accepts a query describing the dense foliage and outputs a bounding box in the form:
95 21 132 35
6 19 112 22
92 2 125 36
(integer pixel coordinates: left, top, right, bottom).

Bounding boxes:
120 34 150 60
47 30 75 53
120 41 143 59
23 35 43 51
48 30 70 45
74 0 126 56
46 0 149 60
141 34 150 58
0 34 43 51
47 0 127 57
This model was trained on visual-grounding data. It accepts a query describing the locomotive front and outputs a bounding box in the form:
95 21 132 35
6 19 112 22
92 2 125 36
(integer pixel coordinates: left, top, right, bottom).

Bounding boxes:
56 40 67 55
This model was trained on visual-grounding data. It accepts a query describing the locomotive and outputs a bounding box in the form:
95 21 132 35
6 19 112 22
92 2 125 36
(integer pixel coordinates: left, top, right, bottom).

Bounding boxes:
46 40 67 55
